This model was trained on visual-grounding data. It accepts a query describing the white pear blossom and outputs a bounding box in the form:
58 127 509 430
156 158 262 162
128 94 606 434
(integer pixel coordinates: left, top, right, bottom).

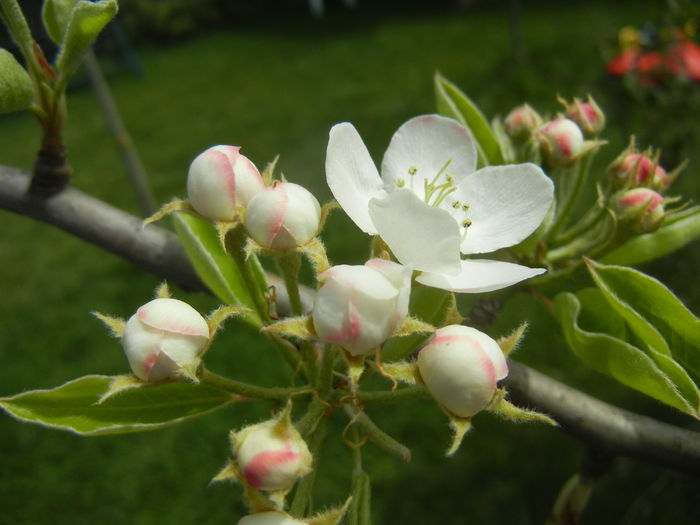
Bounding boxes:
325 114 554 293
237 512 308 525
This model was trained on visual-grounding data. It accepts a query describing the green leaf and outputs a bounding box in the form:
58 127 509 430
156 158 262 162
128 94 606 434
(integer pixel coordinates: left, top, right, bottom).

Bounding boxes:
172 213 262 327
42 0 80 44
55 0 118 79
586 260 700 383
602 206 700 266
0 49 33 113
434 72 504 167
0 375 236 435
382 286 451 362
554 290 699 418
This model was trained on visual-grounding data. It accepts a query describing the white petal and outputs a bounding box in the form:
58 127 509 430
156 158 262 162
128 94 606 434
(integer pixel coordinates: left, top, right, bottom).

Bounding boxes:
416 259 546 293
381 114 477 200
326 122 387 234
454 163 554 254
368 189 462 275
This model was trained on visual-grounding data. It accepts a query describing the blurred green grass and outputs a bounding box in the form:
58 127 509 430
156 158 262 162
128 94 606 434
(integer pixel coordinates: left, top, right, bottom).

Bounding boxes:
1 2 699 524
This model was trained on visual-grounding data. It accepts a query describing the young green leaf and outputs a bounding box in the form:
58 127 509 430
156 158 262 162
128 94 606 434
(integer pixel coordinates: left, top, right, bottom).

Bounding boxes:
586 260 700 383
55 0 118 79
42 0 80 44
554 290 700 418
434 72 504 167
172 212 262 327
0 375 236 435
601 205 700 266
0 49 33 114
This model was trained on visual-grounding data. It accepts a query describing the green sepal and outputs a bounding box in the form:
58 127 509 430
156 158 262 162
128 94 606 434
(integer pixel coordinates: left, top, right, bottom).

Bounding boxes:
497 322 528 358
554 290 700 418
445 414 471 457
0 48 34 114
263 315 315 340
601 205 700 266
42 0 79 44
434 71 504 167
300 237 331 276
379 360 418 385
142 199 197 228
55 0 119 80
96 374 142 404
308 496 353 525
206 305 251 340
261 154 279 185
488 389 557 426
393 316 435 337
0 375 236 435
91 311 125 338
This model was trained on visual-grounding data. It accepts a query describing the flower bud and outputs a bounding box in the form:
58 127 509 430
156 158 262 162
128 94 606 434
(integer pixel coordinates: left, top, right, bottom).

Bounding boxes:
238 512 308 525
504 104 542 141
312 259 411 355
613 187 665 233
232 411 312 491
538 118 584 166
417 325 507 418
122 298 209 382
564 97 605 137
187 145 264 221
245 182 321 251
610 152 668 189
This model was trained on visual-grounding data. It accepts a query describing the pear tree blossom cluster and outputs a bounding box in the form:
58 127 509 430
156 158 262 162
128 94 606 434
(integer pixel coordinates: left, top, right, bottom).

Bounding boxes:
91 112 558 523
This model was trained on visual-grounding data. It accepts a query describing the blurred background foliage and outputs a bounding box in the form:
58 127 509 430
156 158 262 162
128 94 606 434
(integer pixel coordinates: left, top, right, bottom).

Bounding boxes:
1 1 699 523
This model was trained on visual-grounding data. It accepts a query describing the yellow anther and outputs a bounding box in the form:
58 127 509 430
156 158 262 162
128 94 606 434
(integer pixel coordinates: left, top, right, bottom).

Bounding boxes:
397 178 406 188
408 166 418 175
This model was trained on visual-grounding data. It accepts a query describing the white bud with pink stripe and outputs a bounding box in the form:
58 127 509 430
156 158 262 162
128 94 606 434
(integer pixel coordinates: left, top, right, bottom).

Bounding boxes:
312 259 411 356
233 413 312 491
417 325 507 418
122 298 209 382
538 118 584 167
245 182 321 251
187 145 264 221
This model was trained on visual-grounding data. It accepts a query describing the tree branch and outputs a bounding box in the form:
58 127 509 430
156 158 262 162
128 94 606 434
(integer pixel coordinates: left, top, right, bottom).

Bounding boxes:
505 361 700 475
1 164 699 474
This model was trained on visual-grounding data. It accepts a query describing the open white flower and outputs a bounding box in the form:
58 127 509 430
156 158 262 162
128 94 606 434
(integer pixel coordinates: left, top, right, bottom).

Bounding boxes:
326 114 554 293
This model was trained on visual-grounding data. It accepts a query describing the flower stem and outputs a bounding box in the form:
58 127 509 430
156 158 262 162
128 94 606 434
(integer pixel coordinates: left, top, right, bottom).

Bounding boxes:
343 404 411 463
548 152 596 240
289 418 327 517
224 225 271 324
276 252 303 316
358 386 428 404
201 369 309 401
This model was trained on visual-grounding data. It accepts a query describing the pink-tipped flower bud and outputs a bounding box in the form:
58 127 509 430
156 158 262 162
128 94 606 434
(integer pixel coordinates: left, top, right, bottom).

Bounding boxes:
565 97 605 137
614 187 665 233
232 411 312 491
187 145 264 221
610 152 669 190
237 512 308 525
417 325 507 418
504 104 542 141
538 118 584 166
312 259 411 355
122 298 209 382
245 182 321 251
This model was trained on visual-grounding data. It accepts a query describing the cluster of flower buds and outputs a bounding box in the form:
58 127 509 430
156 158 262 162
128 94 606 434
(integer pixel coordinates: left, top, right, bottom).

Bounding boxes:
503 96 605 168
